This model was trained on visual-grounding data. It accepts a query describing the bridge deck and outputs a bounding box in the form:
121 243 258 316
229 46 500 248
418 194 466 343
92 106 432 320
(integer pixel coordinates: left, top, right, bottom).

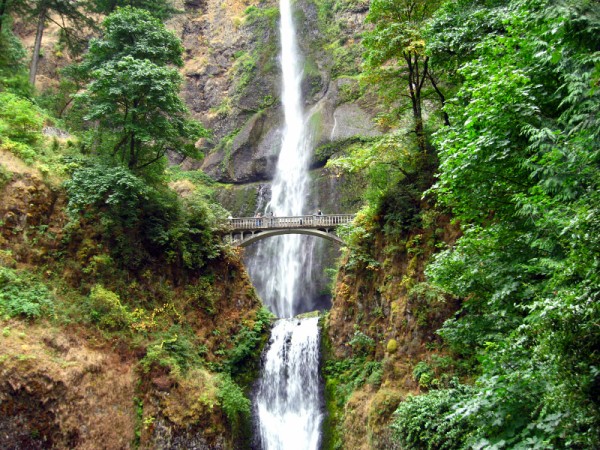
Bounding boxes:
228 214 354 232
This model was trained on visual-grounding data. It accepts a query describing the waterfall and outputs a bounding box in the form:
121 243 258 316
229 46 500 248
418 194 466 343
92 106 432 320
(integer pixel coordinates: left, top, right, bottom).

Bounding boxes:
246 0 314 319
250 1 323 448
255 318 322 450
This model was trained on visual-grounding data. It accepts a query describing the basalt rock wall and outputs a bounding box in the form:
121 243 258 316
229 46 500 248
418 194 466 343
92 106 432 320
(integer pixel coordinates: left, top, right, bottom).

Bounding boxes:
178 0 380 200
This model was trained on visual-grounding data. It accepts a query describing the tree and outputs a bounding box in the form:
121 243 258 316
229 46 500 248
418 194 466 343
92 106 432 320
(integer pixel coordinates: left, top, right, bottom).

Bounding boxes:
363 0 448 153
24 0 93 85
0 5 29 94
74 7 207 173
91 0 179 20
404 0 600 447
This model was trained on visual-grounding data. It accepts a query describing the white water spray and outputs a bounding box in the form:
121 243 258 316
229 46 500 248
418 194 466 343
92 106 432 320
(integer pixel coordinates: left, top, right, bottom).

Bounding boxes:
255 318 322 450
252 1 323 448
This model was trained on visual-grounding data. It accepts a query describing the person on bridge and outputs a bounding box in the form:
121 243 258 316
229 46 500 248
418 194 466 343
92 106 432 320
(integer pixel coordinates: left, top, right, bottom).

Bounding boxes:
317 209 323 216
255 212 262 226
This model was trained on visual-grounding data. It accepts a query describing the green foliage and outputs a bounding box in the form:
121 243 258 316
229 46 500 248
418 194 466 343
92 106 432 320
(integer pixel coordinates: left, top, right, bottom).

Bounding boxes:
313 135 377 167
166 166 216 186
224 307 273 377
324 356 383 405
0 26 30 94
0 91 45 163
64 160 225 270
87 284 132 331
91 0 180 20
363 0 448 142
73 7 207 173
82 7 184 69
412 361 434 388
328 133 436 238
348 327 376 356
336 208 380 271
217 374 251 426
243 5 279 27
391 383 476 450
0 266 54 319
231 51 256 97
141 325 200 377
419 0 600 447
184 275 218 315
64 162 150 222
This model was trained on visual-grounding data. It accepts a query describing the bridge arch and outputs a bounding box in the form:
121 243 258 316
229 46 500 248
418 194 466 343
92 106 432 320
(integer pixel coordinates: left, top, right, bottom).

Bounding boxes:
236 228 344 248
225 214 354 248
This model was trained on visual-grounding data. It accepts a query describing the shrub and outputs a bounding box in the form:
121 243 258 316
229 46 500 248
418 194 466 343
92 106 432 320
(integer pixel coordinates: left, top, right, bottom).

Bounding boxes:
217 374 251 426
349 327 376 356
0 91 44 146
64 161 224 270
64 162 150 222
391 383 476 450
224 307 273 376
0 267 54 319
87 284 132 331
140 326 199 377
323 356 383 404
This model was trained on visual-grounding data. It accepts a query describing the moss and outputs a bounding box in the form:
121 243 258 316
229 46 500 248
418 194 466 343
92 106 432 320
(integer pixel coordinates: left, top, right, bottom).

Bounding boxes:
312 135 378 168
228 5 279 105
216 183 261 217
308 109 325 141
0 163 13 188
386 339 398 354
319 315 344 450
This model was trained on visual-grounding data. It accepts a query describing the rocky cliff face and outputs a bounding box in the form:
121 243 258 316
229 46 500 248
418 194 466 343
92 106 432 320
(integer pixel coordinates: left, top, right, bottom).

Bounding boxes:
321 211 462 449
0 154 265 448
175 0 380 213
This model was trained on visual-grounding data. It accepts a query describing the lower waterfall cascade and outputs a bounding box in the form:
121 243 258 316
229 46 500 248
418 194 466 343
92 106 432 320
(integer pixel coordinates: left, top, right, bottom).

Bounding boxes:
254 318 323 449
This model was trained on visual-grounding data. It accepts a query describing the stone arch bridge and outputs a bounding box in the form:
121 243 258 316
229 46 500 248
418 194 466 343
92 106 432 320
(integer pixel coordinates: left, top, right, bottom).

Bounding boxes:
226 214 354 247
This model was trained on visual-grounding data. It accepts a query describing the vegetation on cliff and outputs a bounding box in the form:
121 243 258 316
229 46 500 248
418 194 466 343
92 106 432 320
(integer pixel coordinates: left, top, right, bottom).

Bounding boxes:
1 0 599 448
323 0 599 449
0 4 271 448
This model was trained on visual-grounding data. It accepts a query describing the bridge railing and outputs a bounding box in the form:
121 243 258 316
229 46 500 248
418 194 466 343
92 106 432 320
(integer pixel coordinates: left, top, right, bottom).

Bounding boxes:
227 214 355 230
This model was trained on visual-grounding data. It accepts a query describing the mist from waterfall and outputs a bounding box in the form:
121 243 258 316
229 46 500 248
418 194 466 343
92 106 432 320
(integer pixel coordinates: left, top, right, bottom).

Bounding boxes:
255 318 322 450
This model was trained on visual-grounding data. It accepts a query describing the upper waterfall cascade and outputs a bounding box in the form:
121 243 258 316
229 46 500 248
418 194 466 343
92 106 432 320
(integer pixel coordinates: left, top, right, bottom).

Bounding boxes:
245 0 316 319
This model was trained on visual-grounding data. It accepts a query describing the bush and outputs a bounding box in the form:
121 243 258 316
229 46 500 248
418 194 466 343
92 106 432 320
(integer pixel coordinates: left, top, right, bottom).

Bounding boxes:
217 374 251 426
87 284 132 331
224 307 273 376
64 161 224 270
64 162 150 222
0 267 54 319
323 356 383 405
140 326 200 377
349 327 376 356
391 384 476 450
0 91 44 146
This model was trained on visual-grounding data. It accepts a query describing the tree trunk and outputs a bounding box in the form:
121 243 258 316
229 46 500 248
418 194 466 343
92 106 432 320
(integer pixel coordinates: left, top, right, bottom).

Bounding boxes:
405 52 427 153
0 0 8 34
29 6 47 85
128 132 137 169
428 73 450 126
